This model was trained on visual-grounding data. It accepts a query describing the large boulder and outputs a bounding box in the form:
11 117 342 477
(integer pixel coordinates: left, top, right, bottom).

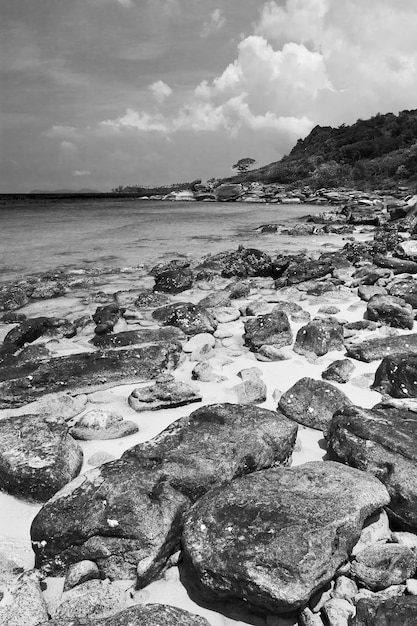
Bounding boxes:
278 377 352 430
373 253 417 274
293 318 345 357
243 310 292 352
0 343 182 408
274 260 333 287
92 304 124 335
387 276 417 308
181 461 389 615
198 247 272 278
48 604 211 626
346 333 417 362
326 404 417 531
90 326 185 349
353 596 417 626
153 268 194 294
3 317 76 349
214 183 242 202
0 414 83 501
351 543 417 590
0 570 49 626
372 353 417 397
152 303 217 335
366 294 414 330
31 403 297 581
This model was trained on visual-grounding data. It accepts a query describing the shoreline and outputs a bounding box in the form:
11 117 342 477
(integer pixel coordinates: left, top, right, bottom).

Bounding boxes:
1 199 417 625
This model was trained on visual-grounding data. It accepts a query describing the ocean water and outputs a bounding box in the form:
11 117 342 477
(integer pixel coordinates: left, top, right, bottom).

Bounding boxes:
0 195 330 284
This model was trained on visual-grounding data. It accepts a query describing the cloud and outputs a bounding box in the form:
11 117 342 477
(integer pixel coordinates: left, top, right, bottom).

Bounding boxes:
201 8 226 38
149 80 173 104
45 125 79 139
73 170 91 176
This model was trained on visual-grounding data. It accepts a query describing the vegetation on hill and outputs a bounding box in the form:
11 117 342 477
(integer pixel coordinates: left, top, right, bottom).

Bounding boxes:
228 109 417 191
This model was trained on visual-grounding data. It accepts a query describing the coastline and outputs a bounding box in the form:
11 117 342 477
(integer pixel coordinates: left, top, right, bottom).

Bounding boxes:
1 197 417 625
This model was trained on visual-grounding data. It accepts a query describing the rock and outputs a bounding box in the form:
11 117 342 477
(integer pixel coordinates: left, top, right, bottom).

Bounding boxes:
387 276 417 308
214 183 242 202
90 326 185 349
352 265 392 286
17 344 50 363
3 317 76 350
346 333 417 362
325 404 417 531
352 544 417 591
396 239 417 261
366 294 414 330
256 345 290 361
227 280 251 298
293 318 345 358
0 343 182 409
275 260 333 287
134 290 171 309
31 403 297 581
1 311 27 323
182 333 215 353
199 247 272 278
391 531 417 552
0 413 83 501
212 307 240 323
128 380 202 412
322 359 355 383
0 285 30 312
30 280 66 299
0 570 49 626
358 285 387 301
87 451 116 466
352 596 417 626
70 410 138 440
278 377 352 430
244 300 271 316
351 509 391 556
48 604 212 625
243 310 292 352
63 560 100 591
332 575 358 603
232 379 267 404
53 578 127 621
152 303 217 335
181 461 390 614
299 607 325 625
197 290 231 308
373 253 417 274
153 268 193 294
321 598 354 625
191 361 224 382
93 304 124 335
318 305 341 315
372 353 417 397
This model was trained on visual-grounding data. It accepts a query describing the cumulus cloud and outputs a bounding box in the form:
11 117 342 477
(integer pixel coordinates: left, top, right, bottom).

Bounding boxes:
201 8 226 38
149 80 173 104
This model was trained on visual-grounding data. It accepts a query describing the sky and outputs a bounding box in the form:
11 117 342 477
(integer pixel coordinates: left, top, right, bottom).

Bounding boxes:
1 0 417 192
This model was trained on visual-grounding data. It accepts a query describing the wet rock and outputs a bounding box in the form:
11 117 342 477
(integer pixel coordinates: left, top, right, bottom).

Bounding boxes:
90 326 185 349
53 578 127 621
373 253 417 274
93 304 124 335
278 377 352 430
199 247 272 278
243 310 292 352
0 413 82 501
366 294 414 330
128 379 202 412
31 280 67 299
326 404 417 531
71 410 138 440
346 333 417 362
293 318 344 358
0 570 48 626
352 596 417 626
134 290 171 309
275 260 333 288
322 359 355 383
3 317 76 352
63 559 100 591
372 353 417 397
31 403 297 581
181 462 389 614
153 268 194 294
387 276 417 308
0 343 182 409
152 302 217 335
351 544 417 591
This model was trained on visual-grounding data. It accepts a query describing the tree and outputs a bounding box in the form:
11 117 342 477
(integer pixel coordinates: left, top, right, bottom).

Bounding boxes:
232 157 257 173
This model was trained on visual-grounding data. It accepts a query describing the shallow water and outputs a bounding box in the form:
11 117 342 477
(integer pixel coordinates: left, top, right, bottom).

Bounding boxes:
0 195 330 282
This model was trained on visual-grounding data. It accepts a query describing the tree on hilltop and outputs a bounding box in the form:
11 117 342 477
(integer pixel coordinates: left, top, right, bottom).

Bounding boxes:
233 157 257 173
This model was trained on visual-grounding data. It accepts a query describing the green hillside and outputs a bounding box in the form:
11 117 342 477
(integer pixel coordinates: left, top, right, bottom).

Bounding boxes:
228 109 417 190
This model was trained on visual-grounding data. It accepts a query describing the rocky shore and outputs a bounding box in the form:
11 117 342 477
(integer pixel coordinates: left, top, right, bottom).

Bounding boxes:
1 196 417 626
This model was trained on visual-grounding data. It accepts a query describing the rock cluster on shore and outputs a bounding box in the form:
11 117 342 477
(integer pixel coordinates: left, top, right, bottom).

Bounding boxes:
1 195 417 625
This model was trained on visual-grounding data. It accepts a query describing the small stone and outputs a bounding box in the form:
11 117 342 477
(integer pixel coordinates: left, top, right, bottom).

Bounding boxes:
256 345 290 361
63 560 100 591
128 380 202 412
182 333 215 353
407 579 417 595
191 362 225 383
322 359 355 384
232 379 267 404
87 451 116 466
332 575 358 603
53 578 127 621
351 544 417 590
190 343 215 362
351 509 391 556
322 598 355 625
212 307 240 323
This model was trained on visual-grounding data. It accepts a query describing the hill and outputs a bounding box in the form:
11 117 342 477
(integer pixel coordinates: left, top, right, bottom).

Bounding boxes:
227 109 417 191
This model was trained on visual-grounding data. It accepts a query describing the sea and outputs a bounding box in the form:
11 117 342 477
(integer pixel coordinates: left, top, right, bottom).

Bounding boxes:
0 195 332 284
